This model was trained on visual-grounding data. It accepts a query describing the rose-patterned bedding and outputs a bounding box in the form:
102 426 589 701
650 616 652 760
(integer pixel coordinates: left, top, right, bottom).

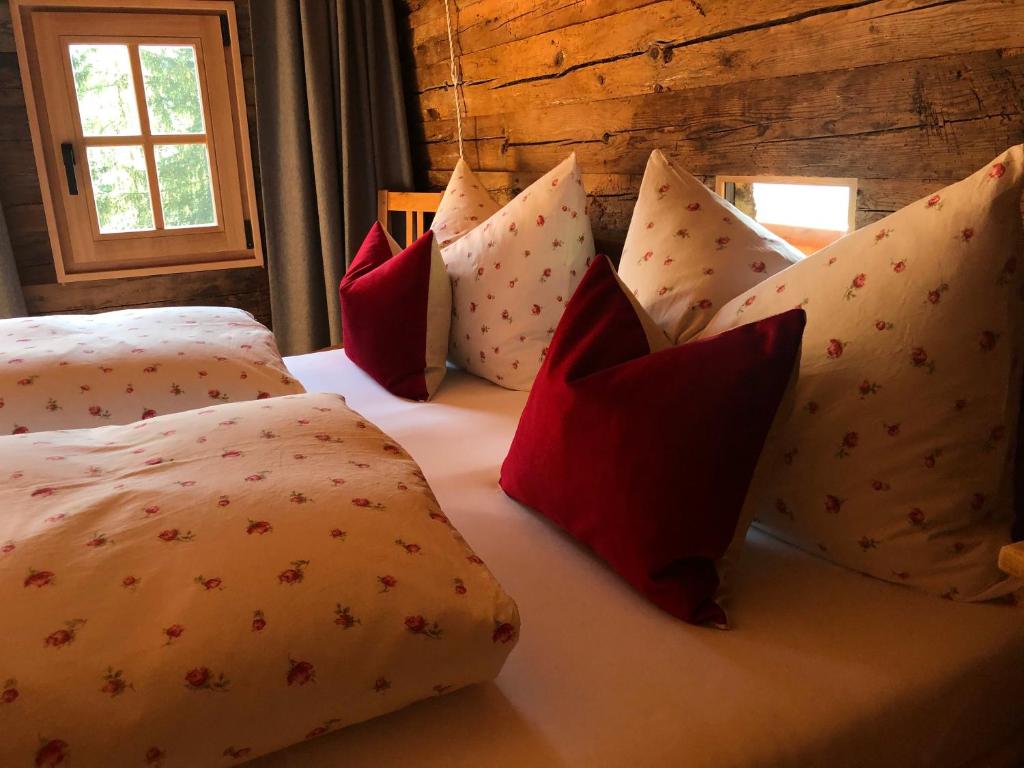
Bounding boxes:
0 306 304 434
0 392 520 767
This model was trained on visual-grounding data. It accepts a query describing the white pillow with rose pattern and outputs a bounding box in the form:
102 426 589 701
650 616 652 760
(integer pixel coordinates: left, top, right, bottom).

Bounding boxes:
699 146 1024 604
431 156 502 249
618 149 803 344
0 306 303 434
0 392 519 766
440 154 595 390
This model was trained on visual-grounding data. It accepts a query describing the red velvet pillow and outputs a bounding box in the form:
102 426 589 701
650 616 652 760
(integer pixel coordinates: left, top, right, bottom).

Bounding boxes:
339 224 451 400
500 256 806 626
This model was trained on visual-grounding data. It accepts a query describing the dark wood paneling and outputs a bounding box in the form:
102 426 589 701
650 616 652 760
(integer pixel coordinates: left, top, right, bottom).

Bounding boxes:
0 0 271 322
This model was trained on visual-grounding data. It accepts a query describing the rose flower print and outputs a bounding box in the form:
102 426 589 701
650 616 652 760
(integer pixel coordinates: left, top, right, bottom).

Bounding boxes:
836 431 859 458
251 610 267 633
246 519 273 535
45 619 86 649
99 668 133 698
2 678 18 704
194 575 224 591
24 568 55 588
286 659 316 686
278 560 310 585
404 615 443 640
334 604 360 629
493 621 517 644
184 666 230 692
35 739 69 768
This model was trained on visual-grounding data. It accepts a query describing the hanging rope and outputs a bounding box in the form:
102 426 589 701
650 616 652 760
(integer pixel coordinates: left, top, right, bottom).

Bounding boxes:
442 0 465 158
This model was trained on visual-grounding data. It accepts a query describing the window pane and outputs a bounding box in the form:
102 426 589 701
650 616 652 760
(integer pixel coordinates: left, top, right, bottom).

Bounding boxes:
750 183 851 232
86 146 155 233
68 44 141 137
139 45 205 135
154 143 216 228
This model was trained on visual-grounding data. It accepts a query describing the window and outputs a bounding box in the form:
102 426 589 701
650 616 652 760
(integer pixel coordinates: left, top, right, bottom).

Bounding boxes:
716 176 857 256
11 0 261 281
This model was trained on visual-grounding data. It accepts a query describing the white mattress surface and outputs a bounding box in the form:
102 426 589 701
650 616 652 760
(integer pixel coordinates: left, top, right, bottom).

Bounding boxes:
256 350 1024 768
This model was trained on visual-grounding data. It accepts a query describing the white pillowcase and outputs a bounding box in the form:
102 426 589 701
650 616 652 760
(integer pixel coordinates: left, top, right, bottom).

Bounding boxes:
439 154 595 390
0 307 303 433
431 157 501 248
618 149 802 343
700 146 1024 602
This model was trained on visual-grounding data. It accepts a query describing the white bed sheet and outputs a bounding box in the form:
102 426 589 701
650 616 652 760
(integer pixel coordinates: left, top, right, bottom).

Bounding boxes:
256 350 1024 768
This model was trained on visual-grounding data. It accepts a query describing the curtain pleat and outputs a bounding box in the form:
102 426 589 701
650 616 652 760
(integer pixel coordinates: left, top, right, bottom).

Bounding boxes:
251 0 413 355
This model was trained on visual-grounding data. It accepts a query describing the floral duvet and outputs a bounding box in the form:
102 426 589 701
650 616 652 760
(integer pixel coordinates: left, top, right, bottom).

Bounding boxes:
0 306 304 434
0 392 520 767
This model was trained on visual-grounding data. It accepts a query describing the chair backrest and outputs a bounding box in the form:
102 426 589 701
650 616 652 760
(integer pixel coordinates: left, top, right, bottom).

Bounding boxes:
377 190 443 248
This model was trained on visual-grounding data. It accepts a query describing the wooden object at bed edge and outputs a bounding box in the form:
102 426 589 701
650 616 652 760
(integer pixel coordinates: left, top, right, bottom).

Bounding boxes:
377 190 443 248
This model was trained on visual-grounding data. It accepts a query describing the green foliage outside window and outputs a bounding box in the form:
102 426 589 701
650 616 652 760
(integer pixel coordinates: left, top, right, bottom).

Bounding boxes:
69 43 215 233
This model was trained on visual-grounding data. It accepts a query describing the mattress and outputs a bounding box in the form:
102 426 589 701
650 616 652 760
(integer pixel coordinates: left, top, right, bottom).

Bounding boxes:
257 350 1024 768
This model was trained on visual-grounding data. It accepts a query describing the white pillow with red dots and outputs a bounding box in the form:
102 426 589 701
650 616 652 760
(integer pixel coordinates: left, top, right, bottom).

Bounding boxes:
0 306 303 434
699 145 1024 605
431 157 501 248
439 154 595 390
617 149 802 344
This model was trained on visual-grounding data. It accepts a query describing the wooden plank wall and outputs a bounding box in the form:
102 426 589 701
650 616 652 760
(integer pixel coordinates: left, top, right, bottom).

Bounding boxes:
0 0 271 325
398 0 1024 255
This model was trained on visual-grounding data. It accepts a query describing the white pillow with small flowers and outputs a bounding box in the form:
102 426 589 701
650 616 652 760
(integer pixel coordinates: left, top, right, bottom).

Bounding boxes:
431 157 501 249
0 392 519 765
442 154 595 390
618 149 803 343
699 145 1024 603
0 307 303 434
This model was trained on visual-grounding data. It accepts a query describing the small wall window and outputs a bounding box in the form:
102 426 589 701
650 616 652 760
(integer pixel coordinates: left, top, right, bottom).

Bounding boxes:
11 0 261 282
716 176 857 256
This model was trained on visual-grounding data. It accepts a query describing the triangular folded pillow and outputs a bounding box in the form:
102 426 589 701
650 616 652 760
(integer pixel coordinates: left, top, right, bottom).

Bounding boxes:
618 149 802 343
441 154 595 390
500 256 806 625
431 157 501 248
700 145 1024 602
339 223 450 400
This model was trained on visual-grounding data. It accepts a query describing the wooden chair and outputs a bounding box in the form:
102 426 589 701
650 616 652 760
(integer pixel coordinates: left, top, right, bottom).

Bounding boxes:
377 190 444 247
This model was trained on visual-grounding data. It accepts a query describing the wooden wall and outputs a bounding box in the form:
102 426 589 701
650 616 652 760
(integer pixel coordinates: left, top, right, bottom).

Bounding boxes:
0 0 270 325
398 0 1024 254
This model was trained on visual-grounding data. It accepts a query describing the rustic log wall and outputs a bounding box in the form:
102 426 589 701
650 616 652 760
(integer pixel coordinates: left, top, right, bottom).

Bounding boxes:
399 0 1024 255
0 0 270 325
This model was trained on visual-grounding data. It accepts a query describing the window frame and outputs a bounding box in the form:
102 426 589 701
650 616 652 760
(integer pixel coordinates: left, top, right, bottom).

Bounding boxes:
11 0 263 283
715 174 858 256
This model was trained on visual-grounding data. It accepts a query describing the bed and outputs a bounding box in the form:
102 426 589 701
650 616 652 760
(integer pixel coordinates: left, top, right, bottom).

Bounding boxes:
249 348 1024 768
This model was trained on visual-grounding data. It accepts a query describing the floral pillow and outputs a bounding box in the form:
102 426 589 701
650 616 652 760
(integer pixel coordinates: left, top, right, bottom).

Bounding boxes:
442 153 595 390
431 157 501 248
0 306 303 433
699 146 1024 603
0 392 519 766
617 149 802 343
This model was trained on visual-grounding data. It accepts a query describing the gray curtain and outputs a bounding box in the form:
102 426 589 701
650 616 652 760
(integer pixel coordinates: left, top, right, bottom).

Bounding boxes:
251 0 414 355
0 202 27 319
